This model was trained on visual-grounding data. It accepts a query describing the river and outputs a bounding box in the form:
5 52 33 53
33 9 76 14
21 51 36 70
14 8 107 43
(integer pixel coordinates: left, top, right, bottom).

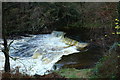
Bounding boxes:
0 31 88 75
0 31 102 76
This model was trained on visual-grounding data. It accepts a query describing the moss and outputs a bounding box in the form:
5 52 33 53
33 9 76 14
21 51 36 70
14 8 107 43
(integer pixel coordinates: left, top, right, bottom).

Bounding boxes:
89 51 119 78
54 68 92 78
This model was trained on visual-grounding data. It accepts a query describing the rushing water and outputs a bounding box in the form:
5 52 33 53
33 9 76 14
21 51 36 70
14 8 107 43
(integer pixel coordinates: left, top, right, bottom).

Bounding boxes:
0 31 88 75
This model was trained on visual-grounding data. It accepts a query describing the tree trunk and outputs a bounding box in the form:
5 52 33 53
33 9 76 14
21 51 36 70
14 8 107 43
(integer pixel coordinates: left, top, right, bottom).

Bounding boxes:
2 29 10 72
3 37 10 72
2 3 10 72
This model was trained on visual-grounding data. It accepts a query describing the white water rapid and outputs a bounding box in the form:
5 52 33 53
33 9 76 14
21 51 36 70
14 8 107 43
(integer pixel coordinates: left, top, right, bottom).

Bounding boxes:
0 31 86 75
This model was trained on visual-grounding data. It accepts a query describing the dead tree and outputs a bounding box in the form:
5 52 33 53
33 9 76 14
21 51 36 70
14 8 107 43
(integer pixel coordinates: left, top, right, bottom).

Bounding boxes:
2 27 10 72
2 3 10 72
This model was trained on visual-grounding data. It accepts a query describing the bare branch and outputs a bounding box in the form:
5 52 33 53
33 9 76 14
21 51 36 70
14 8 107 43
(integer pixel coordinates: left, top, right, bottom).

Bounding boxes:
8 40 14 49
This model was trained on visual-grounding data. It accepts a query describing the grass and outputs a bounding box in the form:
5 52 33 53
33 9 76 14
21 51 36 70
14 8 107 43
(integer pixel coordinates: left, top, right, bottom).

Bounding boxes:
55 68 92 78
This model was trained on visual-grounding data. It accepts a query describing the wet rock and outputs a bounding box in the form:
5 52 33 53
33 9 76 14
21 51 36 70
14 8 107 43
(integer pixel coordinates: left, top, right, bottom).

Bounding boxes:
32 53 42 59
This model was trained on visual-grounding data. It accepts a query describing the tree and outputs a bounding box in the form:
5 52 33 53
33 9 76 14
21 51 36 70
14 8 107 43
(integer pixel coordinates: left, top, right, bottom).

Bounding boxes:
2 2 10 72
2 27 10 72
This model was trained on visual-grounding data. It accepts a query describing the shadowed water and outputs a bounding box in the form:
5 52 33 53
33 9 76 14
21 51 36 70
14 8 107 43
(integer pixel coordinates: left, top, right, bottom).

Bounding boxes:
56 45 103 69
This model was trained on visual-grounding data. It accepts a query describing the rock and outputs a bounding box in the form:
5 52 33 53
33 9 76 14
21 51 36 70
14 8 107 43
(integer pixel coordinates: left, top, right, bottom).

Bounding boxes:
32 53 42 59
76 43 88 48
42 58 52 64
61 36 88 49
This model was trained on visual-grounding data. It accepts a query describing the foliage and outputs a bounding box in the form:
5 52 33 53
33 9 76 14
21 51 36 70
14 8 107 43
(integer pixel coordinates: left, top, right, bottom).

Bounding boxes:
2 2 81 36
89 43 119 79
2 2 117 37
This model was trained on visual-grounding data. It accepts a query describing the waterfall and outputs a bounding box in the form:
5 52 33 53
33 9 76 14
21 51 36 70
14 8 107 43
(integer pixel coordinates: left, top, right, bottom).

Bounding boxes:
0 31 88 75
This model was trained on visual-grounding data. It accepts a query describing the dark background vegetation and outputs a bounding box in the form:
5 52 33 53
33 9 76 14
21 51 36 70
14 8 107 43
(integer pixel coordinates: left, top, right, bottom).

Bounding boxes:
2 3 117 38
2 2 120 79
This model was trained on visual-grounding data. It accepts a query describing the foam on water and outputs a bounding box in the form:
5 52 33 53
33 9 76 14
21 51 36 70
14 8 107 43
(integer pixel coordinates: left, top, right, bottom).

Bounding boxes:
0 31 80 75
